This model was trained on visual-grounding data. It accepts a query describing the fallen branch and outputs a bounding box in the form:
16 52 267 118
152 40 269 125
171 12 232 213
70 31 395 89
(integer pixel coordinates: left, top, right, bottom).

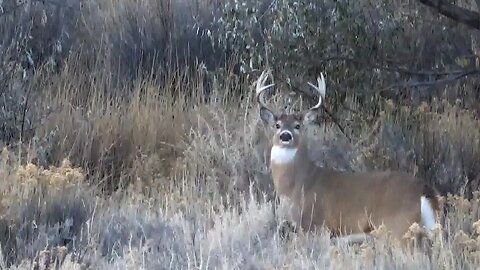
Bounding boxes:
383 69 480 91
417 0 480 30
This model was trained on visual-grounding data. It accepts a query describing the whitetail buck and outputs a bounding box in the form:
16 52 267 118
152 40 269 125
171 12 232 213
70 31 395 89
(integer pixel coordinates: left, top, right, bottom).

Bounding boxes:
255 69 440 242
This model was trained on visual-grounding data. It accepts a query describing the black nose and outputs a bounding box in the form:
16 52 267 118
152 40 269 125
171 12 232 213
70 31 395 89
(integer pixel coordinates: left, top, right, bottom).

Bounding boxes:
279 132 292 142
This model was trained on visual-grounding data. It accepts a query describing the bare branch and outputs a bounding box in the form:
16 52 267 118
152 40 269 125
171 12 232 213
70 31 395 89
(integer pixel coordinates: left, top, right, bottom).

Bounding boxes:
0 3 25 18
322 106 352 142
307 55 474 77
383 69 480 90
417 0 480 30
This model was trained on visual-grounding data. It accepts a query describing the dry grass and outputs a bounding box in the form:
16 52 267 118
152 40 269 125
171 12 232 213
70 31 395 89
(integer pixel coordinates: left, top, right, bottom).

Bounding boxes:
0 55 479 268
1 0 480 269
2 149 480 269
31 65 198 191
361 99 480 195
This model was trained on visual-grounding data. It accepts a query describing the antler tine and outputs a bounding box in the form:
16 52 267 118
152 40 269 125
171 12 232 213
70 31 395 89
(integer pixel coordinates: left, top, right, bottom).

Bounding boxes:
255 69 275 111
307 72 326 110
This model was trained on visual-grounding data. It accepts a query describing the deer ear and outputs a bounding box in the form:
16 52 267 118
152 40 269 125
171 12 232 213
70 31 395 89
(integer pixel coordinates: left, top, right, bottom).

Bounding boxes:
260 107 276 126
303 110 318 125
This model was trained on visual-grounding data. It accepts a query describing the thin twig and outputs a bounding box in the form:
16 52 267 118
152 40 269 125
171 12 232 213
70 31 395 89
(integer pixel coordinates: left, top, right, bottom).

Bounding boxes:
382 69 480 91
321 106 352 142
307 55 477 77
354 116 382 148
0 3 25 18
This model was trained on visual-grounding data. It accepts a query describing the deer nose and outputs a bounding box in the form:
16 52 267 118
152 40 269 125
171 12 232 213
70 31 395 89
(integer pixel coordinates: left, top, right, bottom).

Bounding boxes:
279 131 293 142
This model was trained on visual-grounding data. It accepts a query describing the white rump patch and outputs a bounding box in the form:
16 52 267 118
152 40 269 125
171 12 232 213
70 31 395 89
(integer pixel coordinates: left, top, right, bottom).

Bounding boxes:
421 196 436 233
271 146 297 164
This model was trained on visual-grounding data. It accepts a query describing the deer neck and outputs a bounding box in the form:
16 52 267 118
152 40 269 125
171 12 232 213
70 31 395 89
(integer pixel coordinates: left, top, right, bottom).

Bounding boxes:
270 142 317 196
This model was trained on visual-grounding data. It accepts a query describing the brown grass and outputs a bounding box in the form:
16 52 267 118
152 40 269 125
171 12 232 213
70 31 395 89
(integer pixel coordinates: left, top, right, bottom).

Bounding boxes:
0 53 479 268
31 65 198 192
1 0 480 268
2 153 480 269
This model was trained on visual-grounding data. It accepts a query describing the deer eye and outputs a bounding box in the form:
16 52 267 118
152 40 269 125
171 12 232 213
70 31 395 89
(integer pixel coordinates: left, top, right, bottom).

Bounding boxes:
294 124 301 130
275 123 281 129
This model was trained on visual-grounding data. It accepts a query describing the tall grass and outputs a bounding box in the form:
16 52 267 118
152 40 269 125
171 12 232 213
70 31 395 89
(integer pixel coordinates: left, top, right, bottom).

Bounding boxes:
2 147 480 269
1 50 480 268
1 0 480 268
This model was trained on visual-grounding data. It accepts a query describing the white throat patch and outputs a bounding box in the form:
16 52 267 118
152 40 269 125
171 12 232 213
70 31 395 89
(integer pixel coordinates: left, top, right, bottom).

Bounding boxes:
271 146 298 164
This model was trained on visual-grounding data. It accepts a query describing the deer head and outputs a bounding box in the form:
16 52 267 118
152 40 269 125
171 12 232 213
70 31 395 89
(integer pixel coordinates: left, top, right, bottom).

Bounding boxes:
256 69 326 150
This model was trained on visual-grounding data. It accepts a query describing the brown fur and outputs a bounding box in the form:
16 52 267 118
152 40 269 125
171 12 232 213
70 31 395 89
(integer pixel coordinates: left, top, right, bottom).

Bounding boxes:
270 134 439 240
256 70 440 240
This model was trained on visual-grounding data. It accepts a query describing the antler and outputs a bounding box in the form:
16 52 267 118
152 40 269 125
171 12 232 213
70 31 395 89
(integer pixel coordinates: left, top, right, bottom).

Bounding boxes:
255 69 275 112
307 73 326 110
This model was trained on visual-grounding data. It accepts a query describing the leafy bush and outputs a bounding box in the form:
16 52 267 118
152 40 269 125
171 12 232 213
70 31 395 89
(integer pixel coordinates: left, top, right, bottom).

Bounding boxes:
214 0 479 109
